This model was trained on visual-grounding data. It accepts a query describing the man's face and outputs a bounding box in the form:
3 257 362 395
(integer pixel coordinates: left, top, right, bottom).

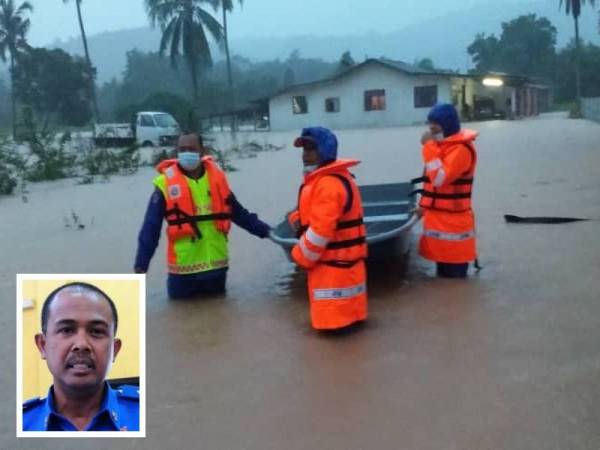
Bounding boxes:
35 291 121 396
428 122 443 135
177 134 204 157
302 142 320 167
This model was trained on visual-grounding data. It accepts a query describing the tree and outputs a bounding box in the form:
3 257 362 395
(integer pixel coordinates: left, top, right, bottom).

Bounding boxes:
468 15 557 79
415 57 435 71
62 0 99 122
559 0 596 103
0 0 31 138
219 0 242 109
467 33 500 73
555 40 600 101
283 67 295 88
145 0 224 102
13 47 93 126
334 50 355 74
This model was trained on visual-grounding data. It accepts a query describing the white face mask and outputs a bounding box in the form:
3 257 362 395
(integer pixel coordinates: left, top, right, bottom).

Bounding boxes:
432 132 445 141
303 164 319 175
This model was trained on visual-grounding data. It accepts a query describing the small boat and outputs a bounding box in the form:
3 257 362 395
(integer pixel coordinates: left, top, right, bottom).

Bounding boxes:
269 182 420 262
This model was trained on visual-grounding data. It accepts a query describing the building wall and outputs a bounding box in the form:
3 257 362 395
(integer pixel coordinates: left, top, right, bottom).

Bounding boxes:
582 97 600 123
22 279 141 399
269 63 451 131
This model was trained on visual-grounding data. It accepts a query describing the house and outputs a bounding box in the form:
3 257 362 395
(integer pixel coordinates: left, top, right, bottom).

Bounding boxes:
267 58 549 131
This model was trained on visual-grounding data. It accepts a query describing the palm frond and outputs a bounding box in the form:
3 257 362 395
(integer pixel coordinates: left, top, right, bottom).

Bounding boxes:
15 0 32 15
194 6 223 42
159 16 177 55
169 16 183 68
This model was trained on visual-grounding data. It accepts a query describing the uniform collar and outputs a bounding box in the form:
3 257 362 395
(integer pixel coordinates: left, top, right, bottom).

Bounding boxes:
439 129 479 145
43 382 120 431
304 158 360 182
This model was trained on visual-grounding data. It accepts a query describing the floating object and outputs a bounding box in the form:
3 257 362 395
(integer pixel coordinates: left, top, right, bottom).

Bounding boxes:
270 182 420 262
504 214 590 224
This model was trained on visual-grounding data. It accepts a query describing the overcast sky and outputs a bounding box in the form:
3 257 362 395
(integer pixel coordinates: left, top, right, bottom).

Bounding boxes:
29 0 499 46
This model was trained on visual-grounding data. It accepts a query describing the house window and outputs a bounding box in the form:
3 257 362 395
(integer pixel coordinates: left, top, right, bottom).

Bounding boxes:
364 89 386 111
292 96 308 114
414 85 438 108
325 97 340 113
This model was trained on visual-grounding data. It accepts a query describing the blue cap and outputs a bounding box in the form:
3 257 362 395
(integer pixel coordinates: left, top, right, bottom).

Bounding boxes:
293 127 338 163
427 103 461 137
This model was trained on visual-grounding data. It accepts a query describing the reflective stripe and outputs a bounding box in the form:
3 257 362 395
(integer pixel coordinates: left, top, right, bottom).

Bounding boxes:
425 158 442 171
168 258 229 274
432 168 446 187
363 200 410 207
313 283 366 300
299 239 321 261
306 227 329 248
364 214 409 223
423 229 475 241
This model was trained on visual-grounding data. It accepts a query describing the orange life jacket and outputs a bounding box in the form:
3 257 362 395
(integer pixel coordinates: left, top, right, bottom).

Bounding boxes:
155 156 232 241
290 159 368 330
292 159 367 268
412 130 478 212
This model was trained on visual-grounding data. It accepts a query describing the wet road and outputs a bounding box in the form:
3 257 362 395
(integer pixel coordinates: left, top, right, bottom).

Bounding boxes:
2 113 600 449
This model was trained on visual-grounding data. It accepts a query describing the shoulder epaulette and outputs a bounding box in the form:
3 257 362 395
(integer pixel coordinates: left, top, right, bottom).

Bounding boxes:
115 385 139 401
23 397 44 411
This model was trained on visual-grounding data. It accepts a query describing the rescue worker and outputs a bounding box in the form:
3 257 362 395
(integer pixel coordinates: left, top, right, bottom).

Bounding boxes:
134 134 271 298
412 103 479 278
23 282 139 431
288 127 368 330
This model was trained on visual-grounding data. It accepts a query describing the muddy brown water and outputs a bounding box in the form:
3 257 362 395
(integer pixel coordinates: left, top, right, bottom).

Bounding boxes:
2 113 600 449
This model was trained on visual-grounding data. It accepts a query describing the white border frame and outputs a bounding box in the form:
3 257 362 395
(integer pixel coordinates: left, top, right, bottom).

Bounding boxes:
16 274 146 438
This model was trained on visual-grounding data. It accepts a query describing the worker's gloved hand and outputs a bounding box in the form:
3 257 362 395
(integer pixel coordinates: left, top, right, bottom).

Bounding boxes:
256 221 272 239
411 207 424 219
287 210 300 233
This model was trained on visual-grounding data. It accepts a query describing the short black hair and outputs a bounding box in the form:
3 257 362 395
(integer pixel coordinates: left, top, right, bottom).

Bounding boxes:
40 282 119 335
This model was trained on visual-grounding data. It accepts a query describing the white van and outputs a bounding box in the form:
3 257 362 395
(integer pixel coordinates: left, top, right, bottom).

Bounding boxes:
94 111 180 147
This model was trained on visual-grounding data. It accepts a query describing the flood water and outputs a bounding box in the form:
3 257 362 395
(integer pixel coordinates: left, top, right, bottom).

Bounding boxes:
2 113 600 449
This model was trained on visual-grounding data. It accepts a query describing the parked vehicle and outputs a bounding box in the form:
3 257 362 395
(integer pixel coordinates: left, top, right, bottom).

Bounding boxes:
94 111 180 147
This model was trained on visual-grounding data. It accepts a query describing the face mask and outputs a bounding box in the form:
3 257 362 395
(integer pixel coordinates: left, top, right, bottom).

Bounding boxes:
303 164 318 175
432 132 445 141
178 152 201 170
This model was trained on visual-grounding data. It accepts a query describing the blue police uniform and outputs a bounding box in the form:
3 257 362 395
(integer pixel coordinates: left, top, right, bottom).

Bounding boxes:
23 382 139 431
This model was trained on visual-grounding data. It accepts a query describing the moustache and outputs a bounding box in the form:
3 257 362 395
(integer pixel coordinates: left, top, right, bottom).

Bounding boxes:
65 355 96 370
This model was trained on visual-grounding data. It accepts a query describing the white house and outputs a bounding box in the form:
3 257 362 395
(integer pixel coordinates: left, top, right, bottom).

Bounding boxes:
267 59 548 131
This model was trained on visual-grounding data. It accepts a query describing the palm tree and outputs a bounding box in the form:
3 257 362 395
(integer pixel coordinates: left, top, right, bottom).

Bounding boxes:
145 0 223 102
559 0 596 103
62 0 99 122
219 0 242 109
0 0 31 138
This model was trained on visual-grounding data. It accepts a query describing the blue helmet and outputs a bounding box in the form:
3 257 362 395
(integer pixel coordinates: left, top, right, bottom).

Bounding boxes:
293 126 338 163
427 103 461 137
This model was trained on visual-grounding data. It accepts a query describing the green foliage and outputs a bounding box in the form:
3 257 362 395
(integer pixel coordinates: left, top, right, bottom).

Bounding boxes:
145 0 224 100
334 51 356 75
150 147 177 166
559 0 596 19
555 41 600 101
79 145 140 178
415 57 435 71
19 110 75 182
468 14 557 79
104 49 336 123
0 135 24 195
13 47 93 126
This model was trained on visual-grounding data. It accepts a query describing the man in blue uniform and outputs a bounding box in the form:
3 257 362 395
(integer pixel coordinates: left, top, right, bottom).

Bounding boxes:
23 282 140 432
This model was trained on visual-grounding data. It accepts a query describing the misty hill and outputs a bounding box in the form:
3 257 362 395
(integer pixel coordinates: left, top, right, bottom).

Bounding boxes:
51 0 600 83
